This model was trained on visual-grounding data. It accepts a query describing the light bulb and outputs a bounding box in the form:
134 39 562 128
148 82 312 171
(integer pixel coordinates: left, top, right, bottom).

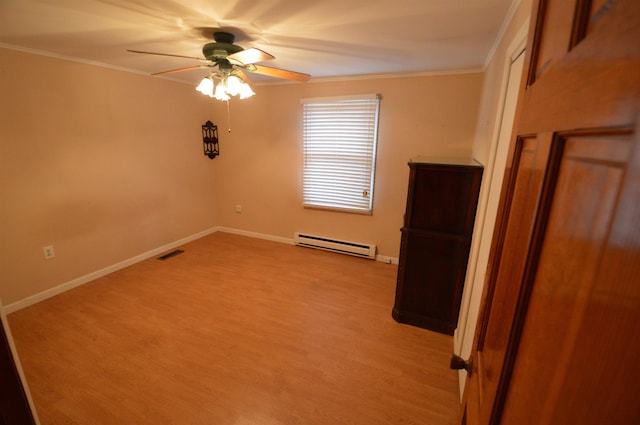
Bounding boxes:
225 75 243 96
195 77 214 97
239 82 255 99
214 83 230 101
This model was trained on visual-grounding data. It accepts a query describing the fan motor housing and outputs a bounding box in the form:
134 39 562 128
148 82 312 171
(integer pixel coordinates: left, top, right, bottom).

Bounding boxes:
202 32 243 60
202 42 243 60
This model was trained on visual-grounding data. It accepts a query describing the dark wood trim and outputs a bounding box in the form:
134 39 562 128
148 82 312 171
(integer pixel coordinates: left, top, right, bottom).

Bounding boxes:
570 0 593 48
0 319 36 425
391 308 458 335
526 0 548 87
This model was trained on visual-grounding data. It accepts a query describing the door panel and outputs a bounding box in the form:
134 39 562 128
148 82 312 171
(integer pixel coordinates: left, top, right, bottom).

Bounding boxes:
500 130 639 424
469 135 550 423
573 0 620 44
530 0 577 81
466 134 552 424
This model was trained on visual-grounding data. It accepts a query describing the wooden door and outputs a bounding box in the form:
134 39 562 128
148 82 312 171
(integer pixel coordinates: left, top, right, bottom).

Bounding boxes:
461 0 640 424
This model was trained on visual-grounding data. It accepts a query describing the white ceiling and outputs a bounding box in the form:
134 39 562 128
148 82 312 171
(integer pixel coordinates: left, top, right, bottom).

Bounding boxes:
0 0 516 85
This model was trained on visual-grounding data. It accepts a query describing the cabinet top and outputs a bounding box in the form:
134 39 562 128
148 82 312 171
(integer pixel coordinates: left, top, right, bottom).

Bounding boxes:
409 156 482 167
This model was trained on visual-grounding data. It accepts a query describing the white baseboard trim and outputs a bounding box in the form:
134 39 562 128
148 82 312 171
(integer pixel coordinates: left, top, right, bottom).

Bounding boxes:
217 228 399 264
375 254 399 265
3 227 220 314
4 226 397 314
217 227 295 245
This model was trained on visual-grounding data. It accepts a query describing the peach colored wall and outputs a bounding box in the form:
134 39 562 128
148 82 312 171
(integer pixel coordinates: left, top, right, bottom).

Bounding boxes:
209 74 484 258
0 46 483 307
0 48 216 305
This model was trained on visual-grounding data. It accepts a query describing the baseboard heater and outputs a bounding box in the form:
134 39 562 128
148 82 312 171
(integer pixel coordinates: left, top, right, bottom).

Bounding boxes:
294 232 376 259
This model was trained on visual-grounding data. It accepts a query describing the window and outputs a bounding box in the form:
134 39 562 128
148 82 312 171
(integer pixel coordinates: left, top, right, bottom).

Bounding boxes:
301 94 381 214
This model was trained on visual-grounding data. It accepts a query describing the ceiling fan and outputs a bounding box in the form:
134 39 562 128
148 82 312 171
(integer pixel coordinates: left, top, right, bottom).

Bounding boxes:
128 31 311 87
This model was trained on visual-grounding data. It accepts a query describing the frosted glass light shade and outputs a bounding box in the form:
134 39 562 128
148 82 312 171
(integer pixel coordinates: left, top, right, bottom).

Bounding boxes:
195 77 214 97
197 74 254 101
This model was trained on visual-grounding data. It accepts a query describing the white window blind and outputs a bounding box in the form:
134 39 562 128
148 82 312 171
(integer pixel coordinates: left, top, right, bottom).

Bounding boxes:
301 94 380 214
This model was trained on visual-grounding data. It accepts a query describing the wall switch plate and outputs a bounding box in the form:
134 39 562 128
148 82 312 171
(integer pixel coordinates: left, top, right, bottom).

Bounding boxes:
43 245 55 259
235 204 242 213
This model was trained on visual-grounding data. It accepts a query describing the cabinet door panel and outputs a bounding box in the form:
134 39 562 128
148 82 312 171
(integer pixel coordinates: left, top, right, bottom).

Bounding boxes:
407 167 482 234
393 230 471 334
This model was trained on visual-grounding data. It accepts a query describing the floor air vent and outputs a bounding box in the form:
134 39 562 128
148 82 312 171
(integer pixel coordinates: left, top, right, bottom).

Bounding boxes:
157 249 184 261
294 233 376 259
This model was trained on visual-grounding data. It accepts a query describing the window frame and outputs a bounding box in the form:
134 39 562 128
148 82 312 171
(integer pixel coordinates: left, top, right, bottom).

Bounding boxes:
300 94 381 215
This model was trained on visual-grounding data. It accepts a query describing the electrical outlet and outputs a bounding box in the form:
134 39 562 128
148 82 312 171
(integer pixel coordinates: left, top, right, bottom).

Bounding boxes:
43 245 55 260
235 204 242 213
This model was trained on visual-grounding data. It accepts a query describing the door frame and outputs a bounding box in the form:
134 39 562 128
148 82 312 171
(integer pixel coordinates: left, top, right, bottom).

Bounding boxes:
454 19 530 395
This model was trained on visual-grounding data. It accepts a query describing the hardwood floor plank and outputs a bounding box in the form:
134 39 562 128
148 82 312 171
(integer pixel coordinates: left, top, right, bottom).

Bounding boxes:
8 232 459 424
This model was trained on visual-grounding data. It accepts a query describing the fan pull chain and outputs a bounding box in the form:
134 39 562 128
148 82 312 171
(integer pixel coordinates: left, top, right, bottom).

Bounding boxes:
226 100 232 133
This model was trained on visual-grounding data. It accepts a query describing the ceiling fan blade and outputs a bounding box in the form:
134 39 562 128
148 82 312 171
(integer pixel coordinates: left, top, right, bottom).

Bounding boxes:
151 65 211 76
227 48 275 65
248 65 310 82
234 69 252 85
127 49 205 61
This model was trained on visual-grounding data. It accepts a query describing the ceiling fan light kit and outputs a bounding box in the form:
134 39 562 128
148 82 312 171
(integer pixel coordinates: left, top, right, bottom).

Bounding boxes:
196 73 255 100
129 31 310 101
195 76 214 96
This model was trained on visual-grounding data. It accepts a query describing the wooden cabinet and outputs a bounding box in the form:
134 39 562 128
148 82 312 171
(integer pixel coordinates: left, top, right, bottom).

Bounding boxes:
392 157 482 335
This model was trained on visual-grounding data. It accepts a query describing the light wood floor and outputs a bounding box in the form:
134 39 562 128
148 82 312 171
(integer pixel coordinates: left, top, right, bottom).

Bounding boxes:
9 232 459 425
